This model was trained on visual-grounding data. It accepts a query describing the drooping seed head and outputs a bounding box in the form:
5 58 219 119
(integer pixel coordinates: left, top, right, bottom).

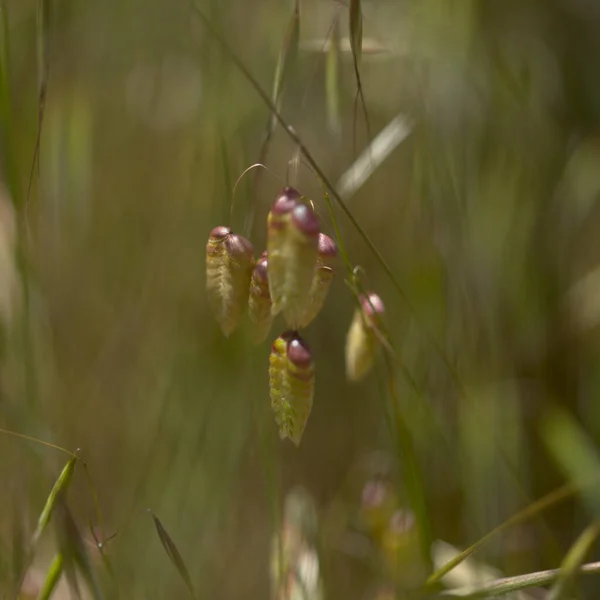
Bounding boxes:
206 227 254 336
248 253 273 344
269 331 315 446
346 292 385 381
360 479 398 538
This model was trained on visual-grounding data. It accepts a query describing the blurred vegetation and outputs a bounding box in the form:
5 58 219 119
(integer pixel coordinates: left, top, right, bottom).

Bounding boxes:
3 0 600 598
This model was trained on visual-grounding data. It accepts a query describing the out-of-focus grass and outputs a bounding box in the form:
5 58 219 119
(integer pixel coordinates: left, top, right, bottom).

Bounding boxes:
2 0 600 598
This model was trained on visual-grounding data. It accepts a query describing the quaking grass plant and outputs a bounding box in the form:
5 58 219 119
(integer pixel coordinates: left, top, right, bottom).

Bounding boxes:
5 0 600 598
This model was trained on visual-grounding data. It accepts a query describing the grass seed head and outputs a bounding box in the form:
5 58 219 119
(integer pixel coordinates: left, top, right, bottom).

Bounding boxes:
269 331 315 446
248 251 273 344
300 233 337 328
345 292 385 382
206 226 255 336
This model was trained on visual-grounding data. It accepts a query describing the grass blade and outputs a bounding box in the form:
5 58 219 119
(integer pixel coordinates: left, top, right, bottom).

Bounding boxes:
336 114 413 201
12 457 76 597
541 407 600 517
547 521 600 600
348 0 362 67
56 500 103 600
150 510 198 600
269 0 299 137
36 553 64 600
426 482 578 587
441 561 600 598
325 16 341 140
348 0 372 161
34 458 77 548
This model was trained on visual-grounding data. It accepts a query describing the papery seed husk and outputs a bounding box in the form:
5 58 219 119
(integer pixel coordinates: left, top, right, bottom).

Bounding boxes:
248 252 273 344
206 227 254 336
345 293 385 382
267 187 301 316
269 332 315 446
300 234 337 328
278 204 320 329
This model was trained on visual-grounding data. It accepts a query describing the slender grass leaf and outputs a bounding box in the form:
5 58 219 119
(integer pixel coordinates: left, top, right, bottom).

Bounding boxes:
325 18 341 139
547 521 600 600
56 500 103 600
426 482 577 587
150 511 198 600
36 554 64 600
268 0 299 136
441 561 600 598
0 0 21 207
349 0 362 66
541 407 600 517
32 458 77 549
336 114 413 201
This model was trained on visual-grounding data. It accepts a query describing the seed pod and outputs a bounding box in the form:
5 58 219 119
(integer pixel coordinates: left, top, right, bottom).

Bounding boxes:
206 226 254 336
269 332 315 446
267 187 301 313
300 233 337 328
345 292 385 382
267 189 320 329
248 251 273 344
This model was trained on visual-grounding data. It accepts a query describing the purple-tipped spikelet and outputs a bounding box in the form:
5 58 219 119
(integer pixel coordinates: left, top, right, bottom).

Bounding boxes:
267 188 320 329
345 292 385 382
300 233 337 328
269 331 315 446
248 251 273 344
206 226 255 336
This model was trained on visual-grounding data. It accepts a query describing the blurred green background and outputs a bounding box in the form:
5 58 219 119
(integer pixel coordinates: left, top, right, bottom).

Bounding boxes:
3 0 600 598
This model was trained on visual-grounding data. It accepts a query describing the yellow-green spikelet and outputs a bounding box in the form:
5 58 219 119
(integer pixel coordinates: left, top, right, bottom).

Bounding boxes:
206 226 254 336
248 251 273 343
267 188 300 317
300 233 337 328
345 293 385 382
267 188 320 330
269 332 315 446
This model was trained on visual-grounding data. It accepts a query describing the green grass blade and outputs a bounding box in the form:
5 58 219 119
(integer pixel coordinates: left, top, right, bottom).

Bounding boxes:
541 407 600 517
0 0 21 207
441 561 600 598
36 554 64 600
325 16 341 139
547 521 600 600
34 458 77 547
348 0 362 67
12 458 76 598
383 351 433 573
56 500 103 600
269 0 299 136
426 481 577 587
150 511 198 600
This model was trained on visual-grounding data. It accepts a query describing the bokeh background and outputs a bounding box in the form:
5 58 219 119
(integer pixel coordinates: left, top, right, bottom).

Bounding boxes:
3 0 600 598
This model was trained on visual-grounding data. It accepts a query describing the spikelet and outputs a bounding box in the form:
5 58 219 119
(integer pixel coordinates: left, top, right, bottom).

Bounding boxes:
345 292 385 382
267 188 320 329
206 226 254 336
300 233 337 328
248 251 273 344
267 187 300 314
269 331 315 446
